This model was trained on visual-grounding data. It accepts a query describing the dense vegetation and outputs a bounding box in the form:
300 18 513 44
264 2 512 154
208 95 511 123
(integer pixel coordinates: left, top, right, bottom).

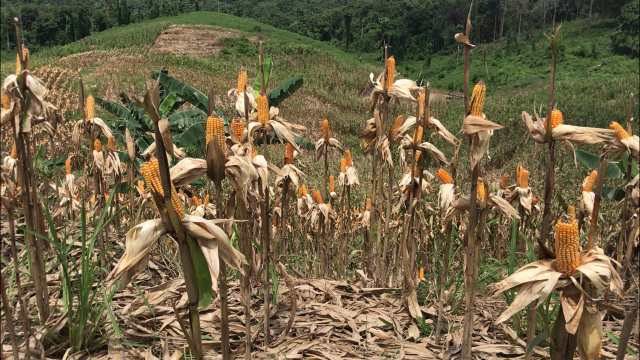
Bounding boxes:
2 0 638 61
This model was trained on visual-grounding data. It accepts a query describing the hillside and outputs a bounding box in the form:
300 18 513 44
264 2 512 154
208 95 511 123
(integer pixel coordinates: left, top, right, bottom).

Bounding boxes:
1 11 638 359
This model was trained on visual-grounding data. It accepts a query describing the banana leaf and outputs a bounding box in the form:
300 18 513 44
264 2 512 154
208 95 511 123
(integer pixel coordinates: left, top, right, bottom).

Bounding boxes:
268 75 303 107
152 70 209 113
575 149 623 179
253 56 273 93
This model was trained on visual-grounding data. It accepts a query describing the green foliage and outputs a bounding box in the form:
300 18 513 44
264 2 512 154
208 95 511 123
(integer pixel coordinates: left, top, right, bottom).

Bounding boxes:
268 76 303 107
40 189 118 351
612 1 639 56
575 149 623 179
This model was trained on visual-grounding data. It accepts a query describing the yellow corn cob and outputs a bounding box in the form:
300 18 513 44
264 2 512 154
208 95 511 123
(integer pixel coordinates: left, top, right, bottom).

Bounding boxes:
10 143 17 159
140 158 185 219
344 149 353 167
321 118 330 141
1 94 10 110
418 267 425 281
231 118 245 142
418 88 426 119
65 156 72 175
340 157 347 173
499 174 509 189
284 143 295 165
476 178 486 203
312 189 324 204
329 175 335 193
107 136 116 152
554 215 581 274
581 170 598 192
85 95 95 120
609 121 631 140
206 116 225 146
385 56 396 91
15 52 20 75
298 183 308 198
413 125 424 144
237 67 248 92
257 95 269 125
94 139 102 152
469 81 486 116
436 168 453 184
516 165 529 188
547 109 563 129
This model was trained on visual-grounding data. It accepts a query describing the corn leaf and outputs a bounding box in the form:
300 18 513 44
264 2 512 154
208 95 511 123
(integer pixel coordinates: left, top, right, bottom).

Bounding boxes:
268 75 303 107
253 56 273 93
185 234 213 308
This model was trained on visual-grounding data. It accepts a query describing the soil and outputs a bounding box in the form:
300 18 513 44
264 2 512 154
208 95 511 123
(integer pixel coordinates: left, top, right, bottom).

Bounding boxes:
150 25 256 57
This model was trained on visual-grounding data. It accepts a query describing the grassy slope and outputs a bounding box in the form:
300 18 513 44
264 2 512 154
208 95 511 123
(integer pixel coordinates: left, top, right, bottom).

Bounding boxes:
1 12 637 203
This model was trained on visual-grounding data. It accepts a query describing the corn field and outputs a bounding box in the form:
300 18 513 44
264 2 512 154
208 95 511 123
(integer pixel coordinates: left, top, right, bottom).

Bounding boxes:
1 10 639 360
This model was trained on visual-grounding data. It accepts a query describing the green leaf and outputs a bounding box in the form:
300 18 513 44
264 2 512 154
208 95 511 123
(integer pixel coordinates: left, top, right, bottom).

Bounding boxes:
158 93 179 116
185 235 213 308
95 96 131 119
174 122 205 157
575 149 623 179
153 71 209 113
168 109 207 132
253 56 273 93
268 76 303 107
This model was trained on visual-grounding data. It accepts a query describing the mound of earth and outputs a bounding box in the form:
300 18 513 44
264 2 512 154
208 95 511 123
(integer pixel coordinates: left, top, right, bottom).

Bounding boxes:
151 25 256 57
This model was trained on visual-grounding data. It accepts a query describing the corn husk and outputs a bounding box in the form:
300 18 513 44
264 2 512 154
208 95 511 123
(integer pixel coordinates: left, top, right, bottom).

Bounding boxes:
522 111 615 145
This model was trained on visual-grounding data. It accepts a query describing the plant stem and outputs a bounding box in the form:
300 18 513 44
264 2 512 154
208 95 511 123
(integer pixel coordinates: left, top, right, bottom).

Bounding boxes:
586 153 608 250
260 185 271 345
215 183 231 360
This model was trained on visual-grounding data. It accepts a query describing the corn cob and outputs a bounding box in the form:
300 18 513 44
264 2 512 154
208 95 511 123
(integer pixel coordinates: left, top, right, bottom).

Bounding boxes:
366 198 372 210
298 183 308 198
107 136 116 152
418 267 425 281
284 143 295 165
256 94 269 125
384 56 396 91
436 168 453 184
140 158 185 219
237 67 248 92
86 95 95 120
340 157 347 173
230 118 245 142
547 109 563 129
609 121 631 140
206 116 225 146
581 170 598 192
1 94 10 110
344 149 353 167
94 139 102 152
65 156 72 175
476 178 486 203
321 118 330 141
10 143 17 159
469 81 486 116
499 174 509 189
554 214 581 274
329 175 335 193
312 189 324 204
15 52 20 75
516 165 529 188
